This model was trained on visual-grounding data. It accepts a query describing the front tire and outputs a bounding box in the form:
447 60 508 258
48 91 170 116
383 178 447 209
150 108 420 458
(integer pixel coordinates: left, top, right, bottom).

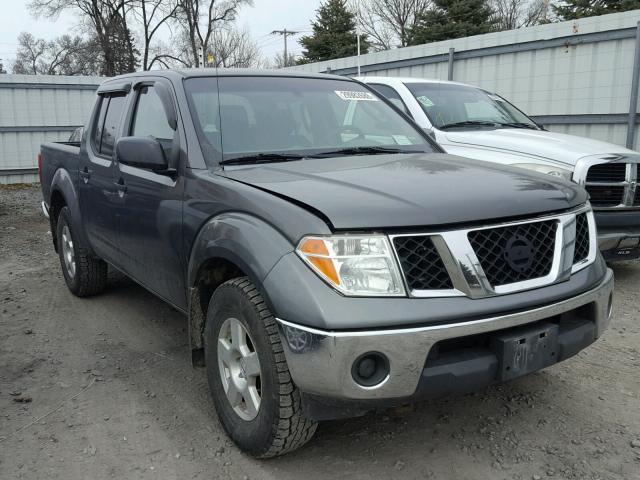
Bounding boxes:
204 277 317 458
56 206 107 297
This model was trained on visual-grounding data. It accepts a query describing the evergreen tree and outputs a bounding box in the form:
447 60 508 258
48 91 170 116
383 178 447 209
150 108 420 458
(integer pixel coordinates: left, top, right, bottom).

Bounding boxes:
407 0 497 45
298 0 369 64
553 0 640 20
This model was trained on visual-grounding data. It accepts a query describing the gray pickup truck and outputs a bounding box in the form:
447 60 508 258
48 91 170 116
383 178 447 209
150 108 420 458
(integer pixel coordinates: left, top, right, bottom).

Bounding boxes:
39 70 614 457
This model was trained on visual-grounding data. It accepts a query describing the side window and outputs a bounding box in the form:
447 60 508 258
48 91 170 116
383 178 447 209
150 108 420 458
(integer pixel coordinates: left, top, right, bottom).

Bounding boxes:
99 95 126 157
369 84 411 117
131 85 174 142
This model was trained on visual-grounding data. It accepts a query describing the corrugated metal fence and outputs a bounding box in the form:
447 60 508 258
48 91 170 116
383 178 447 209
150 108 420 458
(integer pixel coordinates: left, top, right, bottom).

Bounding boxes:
2 11 640 184
0 75 103 184
288 10 640 151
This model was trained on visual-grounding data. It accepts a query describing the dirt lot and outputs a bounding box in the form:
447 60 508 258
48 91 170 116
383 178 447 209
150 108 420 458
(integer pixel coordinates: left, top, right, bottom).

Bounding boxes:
1 184 640 480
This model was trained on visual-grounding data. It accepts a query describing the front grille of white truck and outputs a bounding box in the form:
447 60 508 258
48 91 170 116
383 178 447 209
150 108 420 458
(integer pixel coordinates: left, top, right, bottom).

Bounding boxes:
390 207 595 298
579 161 638 209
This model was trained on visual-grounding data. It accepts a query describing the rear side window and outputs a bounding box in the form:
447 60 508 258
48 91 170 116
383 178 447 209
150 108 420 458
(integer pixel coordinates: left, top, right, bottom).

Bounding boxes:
93 98 108 151
100 95 126 157
93 94 126 157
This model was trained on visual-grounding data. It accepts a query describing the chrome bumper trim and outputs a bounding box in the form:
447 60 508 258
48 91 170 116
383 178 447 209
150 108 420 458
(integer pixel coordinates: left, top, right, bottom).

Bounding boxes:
277 269 614 400
41 201 50 219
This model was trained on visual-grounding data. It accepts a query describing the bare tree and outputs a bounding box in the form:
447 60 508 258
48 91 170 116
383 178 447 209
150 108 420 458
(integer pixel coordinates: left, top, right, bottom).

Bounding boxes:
132 0 179 70
12 32 102 75
174 0 250 67
210 27 261 68
350 0 431 50
492 0 548 30
270 52 297 69
29 0 138 75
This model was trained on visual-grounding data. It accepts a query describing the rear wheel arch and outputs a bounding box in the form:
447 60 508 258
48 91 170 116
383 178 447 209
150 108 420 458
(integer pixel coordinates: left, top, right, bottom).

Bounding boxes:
49 168 88 253
49 189 67 251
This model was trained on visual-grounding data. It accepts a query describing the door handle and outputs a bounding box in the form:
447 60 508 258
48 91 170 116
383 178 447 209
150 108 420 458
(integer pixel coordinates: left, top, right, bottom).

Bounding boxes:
80 167 91 183
114 179 127 197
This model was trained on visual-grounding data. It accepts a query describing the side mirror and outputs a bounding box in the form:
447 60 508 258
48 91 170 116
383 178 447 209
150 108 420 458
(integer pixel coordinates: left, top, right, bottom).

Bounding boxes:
116 136 168 171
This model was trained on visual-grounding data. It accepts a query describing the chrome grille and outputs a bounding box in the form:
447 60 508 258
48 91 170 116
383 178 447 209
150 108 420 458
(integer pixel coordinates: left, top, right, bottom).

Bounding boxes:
586 163 627 182
468 220 557 286
573 213 590 263
390 207 595 299
586 185 625 207
577 159 639 210
393 236 453 290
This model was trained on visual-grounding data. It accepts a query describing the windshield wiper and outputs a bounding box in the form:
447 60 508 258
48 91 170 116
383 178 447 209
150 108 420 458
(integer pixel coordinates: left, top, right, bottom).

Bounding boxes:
220 153 305 166
310 146 423 158
496 122 539 130
438 121 498 130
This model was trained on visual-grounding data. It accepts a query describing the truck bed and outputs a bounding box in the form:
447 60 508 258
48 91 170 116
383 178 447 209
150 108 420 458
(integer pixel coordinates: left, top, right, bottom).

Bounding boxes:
40 142 81 205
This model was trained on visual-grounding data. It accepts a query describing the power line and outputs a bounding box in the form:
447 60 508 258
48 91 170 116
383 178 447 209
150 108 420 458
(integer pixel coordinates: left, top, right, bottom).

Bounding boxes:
270 28 300 67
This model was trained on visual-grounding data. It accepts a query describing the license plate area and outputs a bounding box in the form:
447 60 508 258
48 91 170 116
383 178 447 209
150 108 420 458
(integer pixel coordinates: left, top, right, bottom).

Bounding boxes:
491 323 559 381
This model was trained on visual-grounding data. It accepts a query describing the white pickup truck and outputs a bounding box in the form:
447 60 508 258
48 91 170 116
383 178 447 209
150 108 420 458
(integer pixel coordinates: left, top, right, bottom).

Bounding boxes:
361 76 640 261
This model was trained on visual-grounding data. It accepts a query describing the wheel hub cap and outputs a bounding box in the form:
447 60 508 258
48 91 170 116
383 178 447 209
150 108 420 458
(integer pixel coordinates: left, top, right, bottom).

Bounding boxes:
61 225 76 278
217 317 262 421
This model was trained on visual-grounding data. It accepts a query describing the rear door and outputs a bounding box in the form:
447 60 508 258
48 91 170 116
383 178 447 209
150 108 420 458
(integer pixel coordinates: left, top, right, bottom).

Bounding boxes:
79 91 128 263
113 79 186 309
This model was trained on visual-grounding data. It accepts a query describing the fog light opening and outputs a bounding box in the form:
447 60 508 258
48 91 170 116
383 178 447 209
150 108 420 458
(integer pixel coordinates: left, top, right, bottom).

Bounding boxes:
351 352 390 388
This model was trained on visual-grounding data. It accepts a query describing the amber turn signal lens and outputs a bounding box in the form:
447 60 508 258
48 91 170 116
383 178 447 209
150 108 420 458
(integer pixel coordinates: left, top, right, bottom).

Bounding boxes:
298 238 340 285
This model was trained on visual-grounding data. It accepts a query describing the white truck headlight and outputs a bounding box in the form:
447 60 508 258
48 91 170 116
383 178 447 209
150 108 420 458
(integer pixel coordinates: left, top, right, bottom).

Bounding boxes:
296 235 405 296
513 163 573 181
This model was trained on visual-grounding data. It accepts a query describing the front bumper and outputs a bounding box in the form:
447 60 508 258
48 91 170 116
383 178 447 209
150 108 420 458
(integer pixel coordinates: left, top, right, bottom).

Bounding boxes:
277 268 614 402
595 210 640 259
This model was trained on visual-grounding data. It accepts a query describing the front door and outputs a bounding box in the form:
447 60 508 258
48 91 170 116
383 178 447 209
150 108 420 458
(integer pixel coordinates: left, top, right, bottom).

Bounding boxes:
113 80 186 309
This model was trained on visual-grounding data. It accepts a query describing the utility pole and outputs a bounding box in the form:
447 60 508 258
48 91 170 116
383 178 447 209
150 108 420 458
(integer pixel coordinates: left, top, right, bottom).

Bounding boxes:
199 42 205 69
356 31 361 76
271 28 299 67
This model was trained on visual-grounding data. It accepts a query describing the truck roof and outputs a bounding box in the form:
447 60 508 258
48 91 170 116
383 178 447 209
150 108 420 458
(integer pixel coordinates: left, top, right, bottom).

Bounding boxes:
357 76 476 89
102 68 349 85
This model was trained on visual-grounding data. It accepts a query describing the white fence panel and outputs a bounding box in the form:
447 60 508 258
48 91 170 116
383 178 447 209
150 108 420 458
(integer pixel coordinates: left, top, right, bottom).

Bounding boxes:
0 75 103 184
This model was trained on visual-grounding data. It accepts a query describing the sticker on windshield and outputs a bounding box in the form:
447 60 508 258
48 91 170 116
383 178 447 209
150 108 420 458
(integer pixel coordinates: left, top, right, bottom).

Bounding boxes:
335 90 378 101
392 135 412 145
416 96 434 107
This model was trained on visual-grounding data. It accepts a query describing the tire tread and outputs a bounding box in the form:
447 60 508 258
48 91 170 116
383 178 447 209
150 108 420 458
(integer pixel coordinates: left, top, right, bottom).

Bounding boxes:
221 277 317 458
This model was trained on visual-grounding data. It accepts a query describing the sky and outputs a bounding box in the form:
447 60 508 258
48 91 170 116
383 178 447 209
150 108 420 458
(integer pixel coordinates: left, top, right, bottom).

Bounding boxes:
0 0 322 69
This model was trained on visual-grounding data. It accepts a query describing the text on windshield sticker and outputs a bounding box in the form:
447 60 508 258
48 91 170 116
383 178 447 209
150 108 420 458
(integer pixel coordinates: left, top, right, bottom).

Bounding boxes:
335 90 378 101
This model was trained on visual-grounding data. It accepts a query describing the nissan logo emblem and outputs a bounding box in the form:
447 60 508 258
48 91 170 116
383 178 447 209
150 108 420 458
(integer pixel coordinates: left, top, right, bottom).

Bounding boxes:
504 235 535 272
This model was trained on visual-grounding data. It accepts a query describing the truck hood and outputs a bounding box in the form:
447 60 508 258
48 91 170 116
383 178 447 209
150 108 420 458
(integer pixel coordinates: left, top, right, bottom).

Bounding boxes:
222 154 586 230
441 128 636 167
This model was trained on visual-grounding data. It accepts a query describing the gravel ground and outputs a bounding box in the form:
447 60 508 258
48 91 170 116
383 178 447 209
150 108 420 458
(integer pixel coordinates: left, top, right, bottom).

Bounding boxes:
1 184 640 480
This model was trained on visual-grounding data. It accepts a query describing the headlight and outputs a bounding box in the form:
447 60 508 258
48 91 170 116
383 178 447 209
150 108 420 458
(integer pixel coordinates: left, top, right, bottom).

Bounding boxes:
296 235 405 296
513 163 573 181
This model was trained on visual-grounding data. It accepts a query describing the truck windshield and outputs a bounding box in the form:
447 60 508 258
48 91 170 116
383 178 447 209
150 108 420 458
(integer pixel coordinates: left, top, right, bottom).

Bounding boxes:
184 76 434 165
405 82 539 130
